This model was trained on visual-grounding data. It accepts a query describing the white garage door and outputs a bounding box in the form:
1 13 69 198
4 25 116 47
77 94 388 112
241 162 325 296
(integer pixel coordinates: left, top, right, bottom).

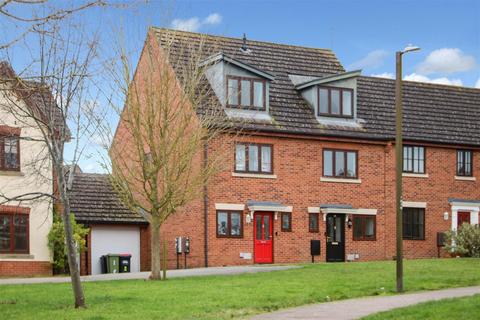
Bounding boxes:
91 226 141 275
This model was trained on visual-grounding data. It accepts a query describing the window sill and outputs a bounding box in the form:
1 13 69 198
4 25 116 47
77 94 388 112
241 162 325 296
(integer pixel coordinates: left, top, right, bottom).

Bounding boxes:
0 170 24 176
402 173 429 178
320 177 361 184
0 254 34 259
455 176 476 181
232 172 277 179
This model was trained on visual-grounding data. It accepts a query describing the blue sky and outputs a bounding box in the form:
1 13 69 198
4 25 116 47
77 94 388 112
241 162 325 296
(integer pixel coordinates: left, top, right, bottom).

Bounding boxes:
2 0 480 172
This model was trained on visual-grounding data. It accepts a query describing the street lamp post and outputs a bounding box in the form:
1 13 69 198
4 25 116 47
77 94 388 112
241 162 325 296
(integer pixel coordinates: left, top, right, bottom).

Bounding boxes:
396 45 420 293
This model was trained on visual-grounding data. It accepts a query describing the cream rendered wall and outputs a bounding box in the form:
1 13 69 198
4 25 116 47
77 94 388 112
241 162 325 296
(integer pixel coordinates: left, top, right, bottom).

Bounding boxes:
0 90 53 263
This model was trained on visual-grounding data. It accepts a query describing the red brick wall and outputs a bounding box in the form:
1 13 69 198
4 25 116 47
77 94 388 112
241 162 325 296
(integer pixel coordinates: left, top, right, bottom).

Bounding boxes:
0 261 52 277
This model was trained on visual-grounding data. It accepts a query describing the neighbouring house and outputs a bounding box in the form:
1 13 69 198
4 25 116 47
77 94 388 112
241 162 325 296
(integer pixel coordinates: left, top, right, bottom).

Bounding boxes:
0 62 59 276
115 28 480 269
67 169 149 275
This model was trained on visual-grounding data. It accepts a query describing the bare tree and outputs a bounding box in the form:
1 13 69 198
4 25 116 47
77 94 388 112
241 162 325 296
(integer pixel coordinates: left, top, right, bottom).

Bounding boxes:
107 29 239 280
0 0 107 49
0 19 102 307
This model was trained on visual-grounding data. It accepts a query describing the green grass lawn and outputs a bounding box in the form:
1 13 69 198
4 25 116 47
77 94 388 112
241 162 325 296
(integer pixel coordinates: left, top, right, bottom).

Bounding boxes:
0 258 479 320
363 294 480 320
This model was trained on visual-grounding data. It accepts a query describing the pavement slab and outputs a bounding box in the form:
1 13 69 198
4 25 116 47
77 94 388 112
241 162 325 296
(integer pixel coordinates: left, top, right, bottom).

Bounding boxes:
0 265 300 285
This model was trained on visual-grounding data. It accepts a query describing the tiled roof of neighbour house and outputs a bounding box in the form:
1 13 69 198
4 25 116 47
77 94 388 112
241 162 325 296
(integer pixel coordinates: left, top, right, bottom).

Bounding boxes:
68 172 148 225
152 28 480 147
0 61 71 138
357 76 480 147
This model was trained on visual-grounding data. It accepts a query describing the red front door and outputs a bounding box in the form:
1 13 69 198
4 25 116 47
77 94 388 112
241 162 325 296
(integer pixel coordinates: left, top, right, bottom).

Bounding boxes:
458 212 471 228
254 212 273 263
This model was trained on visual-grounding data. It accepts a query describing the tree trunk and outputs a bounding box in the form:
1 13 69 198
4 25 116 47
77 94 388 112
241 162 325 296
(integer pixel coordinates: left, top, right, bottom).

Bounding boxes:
60 191 86 308
150 218 161 280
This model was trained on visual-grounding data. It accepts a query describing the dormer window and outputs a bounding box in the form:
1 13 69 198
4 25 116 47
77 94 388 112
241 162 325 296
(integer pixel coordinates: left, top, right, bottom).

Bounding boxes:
318 86 353 118
227 76 266 111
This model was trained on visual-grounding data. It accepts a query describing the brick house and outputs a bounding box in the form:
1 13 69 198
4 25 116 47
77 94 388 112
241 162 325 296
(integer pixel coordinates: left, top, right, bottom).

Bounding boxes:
111 28 480 270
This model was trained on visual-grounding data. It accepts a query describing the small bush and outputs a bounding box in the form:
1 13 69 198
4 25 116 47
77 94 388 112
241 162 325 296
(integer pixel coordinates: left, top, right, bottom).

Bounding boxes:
48 213 89 274
445 224 480 257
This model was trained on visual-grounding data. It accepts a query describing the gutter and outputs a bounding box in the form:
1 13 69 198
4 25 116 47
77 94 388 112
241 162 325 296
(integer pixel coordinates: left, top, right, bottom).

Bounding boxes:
203 141 209 268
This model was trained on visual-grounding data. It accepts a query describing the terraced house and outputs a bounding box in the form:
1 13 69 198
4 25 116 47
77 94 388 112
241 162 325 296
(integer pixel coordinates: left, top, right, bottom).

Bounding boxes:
112 28 480 269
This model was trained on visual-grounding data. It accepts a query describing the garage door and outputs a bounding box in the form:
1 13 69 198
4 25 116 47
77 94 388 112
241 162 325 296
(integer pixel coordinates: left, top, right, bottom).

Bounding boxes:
91 226 141 275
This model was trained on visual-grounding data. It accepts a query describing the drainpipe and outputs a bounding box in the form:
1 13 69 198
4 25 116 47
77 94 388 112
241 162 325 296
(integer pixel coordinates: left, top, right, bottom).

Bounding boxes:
203 141 209 267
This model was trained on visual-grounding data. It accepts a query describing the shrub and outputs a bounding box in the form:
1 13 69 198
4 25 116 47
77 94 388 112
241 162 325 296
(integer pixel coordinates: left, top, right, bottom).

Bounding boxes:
48 213 89 274
445 223 480 258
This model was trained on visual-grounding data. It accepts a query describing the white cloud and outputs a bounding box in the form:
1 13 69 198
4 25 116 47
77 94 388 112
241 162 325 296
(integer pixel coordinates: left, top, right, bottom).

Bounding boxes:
417 48 476 75
349 50 389 70
475 78 480 88
204 13 222 25
404 73 463 86
371 72 394 79
171 13 222 32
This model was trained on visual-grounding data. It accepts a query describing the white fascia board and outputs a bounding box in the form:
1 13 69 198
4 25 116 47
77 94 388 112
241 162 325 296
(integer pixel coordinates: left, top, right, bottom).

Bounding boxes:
248 205 292 212
295 70 362 90
199 52 275 80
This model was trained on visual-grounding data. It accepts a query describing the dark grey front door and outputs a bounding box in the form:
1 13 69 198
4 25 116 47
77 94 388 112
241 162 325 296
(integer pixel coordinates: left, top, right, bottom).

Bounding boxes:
326 214 345 262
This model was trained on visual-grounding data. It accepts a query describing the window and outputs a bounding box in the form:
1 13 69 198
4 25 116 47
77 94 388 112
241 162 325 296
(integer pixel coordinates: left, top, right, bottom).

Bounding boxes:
323 149 357 178
457 150 472 176
235 143 272 174
402 208 425 240
353 215 376 241
309 213 319 232
227 76 266 110
318 86 354 118
0 135 20 171
281 213 292 232
0 214 29 253
403 146 425 174
216 211 243 238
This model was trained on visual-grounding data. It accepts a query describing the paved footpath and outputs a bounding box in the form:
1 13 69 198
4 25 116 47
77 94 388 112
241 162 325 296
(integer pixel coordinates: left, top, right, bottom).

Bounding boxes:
0 265 299 285
251 286 480 320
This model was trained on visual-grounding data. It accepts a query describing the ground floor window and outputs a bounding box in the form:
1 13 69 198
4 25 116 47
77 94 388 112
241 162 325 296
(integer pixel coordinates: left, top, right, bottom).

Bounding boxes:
216 211 243 238
402 207 425 240
309 212 319 232
281 213 292 231
353 215 376 240
0 214 29 253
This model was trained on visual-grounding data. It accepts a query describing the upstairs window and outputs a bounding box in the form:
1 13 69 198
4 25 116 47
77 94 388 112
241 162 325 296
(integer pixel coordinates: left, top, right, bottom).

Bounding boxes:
318 86 353 118
457 150 472 177
227 76 266 110
0 135 20 171
235 143 272 174
403 146 425 174
323 149 357 178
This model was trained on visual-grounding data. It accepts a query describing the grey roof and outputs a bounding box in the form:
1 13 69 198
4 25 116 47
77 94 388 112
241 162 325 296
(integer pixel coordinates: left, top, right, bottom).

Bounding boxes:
68 172 147 225
319 204 353 209
247 200 285 207
153 28 480 146
448 198 480 204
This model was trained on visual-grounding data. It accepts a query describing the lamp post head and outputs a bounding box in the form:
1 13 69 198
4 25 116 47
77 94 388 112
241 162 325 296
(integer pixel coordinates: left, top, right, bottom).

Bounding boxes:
402 45 421 54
